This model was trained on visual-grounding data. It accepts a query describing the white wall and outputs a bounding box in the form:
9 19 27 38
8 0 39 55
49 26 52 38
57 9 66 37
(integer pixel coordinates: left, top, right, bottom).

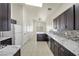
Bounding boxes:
23 4 40 29
11 3 42 45
22 4 41 45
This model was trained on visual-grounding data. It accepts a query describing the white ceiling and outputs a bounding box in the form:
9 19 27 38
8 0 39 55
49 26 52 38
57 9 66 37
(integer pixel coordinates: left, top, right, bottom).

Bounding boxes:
37 3 63 21
43 3 62 11
43 3 63 13
23 3 65 22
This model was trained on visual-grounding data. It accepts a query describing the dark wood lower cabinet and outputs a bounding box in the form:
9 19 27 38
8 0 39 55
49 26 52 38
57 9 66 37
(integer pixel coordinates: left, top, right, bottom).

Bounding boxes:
59 46 75 56
50 38 54 53
49 38 52 50
51 39 54 53
49 38 75 56
54 41 59 56
59 46 65 56
1 38 12 45
14 49 21 56
37 34 48 41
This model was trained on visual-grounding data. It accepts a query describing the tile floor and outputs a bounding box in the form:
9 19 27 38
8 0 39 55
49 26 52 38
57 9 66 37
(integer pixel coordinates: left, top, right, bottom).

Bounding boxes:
21 39 53 56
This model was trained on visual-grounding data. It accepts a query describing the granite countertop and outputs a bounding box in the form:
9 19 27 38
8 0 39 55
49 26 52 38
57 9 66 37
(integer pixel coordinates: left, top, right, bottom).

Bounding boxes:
0 45 21 56
47 32 79 56
0 37 11 41
36 32 46 34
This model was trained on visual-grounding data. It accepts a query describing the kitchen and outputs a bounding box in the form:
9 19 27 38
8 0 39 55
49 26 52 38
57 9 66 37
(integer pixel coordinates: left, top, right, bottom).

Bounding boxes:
0 3 79 56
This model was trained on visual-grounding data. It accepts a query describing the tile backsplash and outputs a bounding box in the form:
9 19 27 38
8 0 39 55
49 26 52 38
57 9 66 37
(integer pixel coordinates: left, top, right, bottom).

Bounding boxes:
1 31 12 37
0 24 13 37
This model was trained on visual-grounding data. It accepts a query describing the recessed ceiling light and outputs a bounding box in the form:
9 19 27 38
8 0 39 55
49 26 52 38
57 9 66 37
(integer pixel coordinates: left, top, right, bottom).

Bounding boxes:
48 8 52 10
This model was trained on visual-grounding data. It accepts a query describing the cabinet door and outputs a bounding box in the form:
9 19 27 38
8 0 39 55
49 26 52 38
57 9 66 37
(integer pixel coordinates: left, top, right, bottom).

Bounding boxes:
49 38 52 51
49 38 55 54
59 46 65 56
75 4 79 30
37 34 48 41
54 41 59 56
64 7 74 30
0 3 11 31
7 3 11 31
51 39 55 53
64 48 75 56
60 13 66 31
37 34 43 41
0 4 3 31
43 34 48 41
2 3 8 31
56 15 65 31
53 19 57 29
59 45 75 56
57 17 60 31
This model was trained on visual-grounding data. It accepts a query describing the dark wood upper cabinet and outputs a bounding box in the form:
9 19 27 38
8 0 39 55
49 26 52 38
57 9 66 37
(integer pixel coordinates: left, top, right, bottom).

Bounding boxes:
57 17 61 31
0 3 11 31
64 6 74 30
59 13 66 31
75 4 79 30
53 18 57 29
53 6 74 31
53 4 79 30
